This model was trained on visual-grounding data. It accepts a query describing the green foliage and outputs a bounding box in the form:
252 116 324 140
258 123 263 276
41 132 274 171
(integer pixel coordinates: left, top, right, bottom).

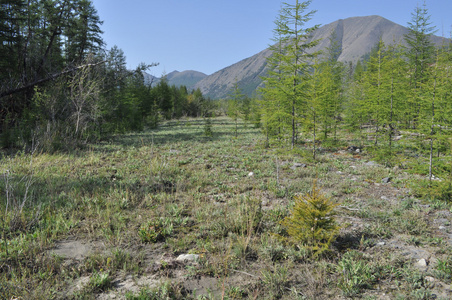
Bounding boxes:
125 282 187 300
337 251 376 297
260 0 320 148
203 117 213 137
138 218 173 243
261 264 290 299
282 181 339 256
87 271 112 293
411 180 452 202
434 256 452 282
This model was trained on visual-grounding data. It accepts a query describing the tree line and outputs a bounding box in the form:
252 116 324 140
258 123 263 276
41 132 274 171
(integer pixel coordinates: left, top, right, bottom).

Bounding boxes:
220 1 451 182
0 0 209 151
238 0 451 176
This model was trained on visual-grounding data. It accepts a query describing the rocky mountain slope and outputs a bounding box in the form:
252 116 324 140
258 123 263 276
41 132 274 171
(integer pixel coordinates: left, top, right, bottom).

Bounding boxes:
194 15 449 99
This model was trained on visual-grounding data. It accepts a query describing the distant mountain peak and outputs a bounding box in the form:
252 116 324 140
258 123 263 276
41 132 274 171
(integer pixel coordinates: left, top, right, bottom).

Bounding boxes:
195 15 449 99
144 70 207 90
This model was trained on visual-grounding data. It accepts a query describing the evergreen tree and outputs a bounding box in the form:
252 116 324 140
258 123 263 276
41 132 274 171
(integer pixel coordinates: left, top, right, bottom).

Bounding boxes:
421 45 452 183
259 12 288 145
261 0 320 149
318 31 345 141
404 0 437 128
64 0 103 64
228 81 244 138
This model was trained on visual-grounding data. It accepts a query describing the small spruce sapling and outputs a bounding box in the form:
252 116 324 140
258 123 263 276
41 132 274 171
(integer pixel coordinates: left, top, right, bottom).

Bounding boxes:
282 181 339 256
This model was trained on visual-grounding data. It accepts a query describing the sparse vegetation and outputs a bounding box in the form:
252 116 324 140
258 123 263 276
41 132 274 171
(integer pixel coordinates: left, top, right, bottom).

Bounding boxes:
1 116 452 299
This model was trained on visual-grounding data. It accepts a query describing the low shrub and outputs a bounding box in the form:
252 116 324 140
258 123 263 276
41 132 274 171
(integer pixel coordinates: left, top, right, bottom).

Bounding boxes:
282 181 340 257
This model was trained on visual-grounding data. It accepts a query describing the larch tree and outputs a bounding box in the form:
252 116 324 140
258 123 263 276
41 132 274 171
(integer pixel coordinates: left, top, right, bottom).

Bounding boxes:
261 0 320 149
318 32 345 141
404 0 437 128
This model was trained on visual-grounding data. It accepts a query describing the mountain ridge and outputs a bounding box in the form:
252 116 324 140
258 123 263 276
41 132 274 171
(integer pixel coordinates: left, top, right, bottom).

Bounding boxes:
194 15 449 99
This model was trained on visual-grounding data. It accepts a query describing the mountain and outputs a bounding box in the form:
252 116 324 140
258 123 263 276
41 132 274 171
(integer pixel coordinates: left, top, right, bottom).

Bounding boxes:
195 15 449 99
143 70 207 91
165 70 207 90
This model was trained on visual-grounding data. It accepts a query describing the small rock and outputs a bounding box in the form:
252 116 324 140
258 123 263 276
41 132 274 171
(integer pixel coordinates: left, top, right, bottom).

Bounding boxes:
416 259 428 268
439 226 447 230
248 172 254 177
336 171 343 175
365 161 378 167
176 254 199 262
350 166 357 169
290 163 307 170
425 276 436 283
376 242 386 246
382 177 391 183
347 146 361 153
381 196 389 201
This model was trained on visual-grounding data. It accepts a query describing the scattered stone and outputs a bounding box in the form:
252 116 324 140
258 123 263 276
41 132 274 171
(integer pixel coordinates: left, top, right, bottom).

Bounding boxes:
336 171 343 175
290 163 307 170
248 172 254 177
376 242 386 246
382 177 392 183
381 196 389 201
176 254 199 262
425 276 436 283
365 161 378 167
350 166 357 169
439 226 447 230
416 259 428 268
347 146 361 153
431 174 442 181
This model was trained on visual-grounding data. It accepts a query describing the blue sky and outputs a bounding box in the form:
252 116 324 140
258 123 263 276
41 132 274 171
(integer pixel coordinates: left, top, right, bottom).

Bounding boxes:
91 0 452 76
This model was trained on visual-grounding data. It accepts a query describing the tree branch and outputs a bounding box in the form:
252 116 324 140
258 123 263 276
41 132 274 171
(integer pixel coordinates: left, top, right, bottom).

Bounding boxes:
0 61 106 99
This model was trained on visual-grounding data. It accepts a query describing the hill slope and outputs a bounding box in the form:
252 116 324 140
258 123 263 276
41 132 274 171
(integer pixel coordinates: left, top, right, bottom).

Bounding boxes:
166 70 207 90
143 70 207 91
195 15 448 99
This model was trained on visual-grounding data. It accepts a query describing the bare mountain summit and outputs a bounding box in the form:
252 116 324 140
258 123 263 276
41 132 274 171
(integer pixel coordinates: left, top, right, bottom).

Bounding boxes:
195 15 448 99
